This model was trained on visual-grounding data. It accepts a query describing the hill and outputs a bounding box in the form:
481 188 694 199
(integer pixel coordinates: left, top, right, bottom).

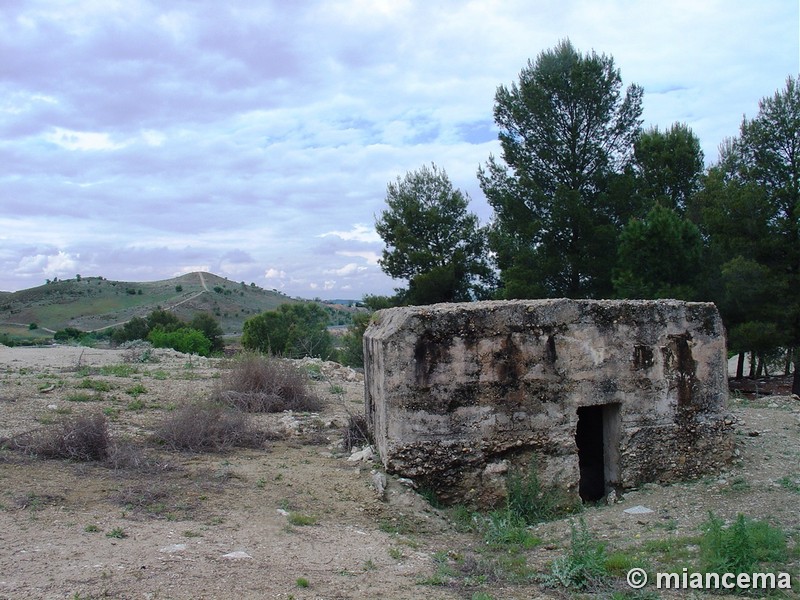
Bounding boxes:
0 272 298 337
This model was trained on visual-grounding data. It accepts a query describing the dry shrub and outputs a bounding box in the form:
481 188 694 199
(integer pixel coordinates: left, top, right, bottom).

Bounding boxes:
152 401 270 453
215 353 323 413
105 439 175 473
342 413 372 451
7 413 110 461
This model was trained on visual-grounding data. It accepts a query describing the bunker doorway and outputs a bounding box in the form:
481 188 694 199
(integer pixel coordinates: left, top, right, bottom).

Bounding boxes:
576 404 621 502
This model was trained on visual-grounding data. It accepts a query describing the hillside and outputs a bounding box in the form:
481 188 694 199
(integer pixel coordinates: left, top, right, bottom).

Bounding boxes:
0 272 297 337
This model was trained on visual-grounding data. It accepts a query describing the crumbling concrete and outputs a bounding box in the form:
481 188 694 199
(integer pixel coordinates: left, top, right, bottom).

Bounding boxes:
363 299 733 506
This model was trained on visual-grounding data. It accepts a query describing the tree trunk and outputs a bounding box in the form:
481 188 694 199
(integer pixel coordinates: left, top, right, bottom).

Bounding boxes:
793 353 800 397
736 353 745 380
755 353 764 379
749 351 756 378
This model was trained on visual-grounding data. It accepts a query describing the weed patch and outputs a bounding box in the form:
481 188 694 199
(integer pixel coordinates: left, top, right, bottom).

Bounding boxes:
152 401 271 452
543 518 609 591
700 512 788 574
6 413 110 461
214 354 323 413
342 413 372 452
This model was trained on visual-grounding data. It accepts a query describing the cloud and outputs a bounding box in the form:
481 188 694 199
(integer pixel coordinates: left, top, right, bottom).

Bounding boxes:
325 263 368 277
0 0 796 299
44 127 127 151
319 224 382 243
15 250 80 279
337 250 381 265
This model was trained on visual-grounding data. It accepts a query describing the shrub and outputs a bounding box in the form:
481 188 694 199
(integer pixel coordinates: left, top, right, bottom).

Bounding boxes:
189 313 225 353
214 354 323 413
6 413 110 461
54 327 84 342
148 327 211 357
152 401 269 452
242 303 334 359
342 413 372 451
338 312 371 367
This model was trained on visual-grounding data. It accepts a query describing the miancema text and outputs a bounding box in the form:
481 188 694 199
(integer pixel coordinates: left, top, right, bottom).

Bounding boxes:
658 570 792 590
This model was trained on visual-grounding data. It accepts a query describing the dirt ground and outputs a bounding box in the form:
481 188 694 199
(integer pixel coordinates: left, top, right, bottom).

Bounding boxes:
1 345 799 599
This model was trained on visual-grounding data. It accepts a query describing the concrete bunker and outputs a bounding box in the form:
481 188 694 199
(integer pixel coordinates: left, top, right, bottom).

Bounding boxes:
364 299 733 507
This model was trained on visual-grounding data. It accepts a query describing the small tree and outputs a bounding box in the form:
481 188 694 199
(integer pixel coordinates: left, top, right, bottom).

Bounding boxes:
375 163 494 304
242 303 333 359
189 313 225 353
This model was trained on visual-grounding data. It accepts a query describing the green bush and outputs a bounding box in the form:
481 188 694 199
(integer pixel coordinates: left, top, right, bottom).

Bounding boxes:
189 313 225 353
242 303 333 359
148 327 211 357
337 312 370 367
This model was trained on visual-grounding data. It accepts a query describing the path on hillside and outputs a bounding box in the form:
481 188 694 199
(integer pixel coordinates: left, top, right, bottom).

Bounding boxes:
9 272 214 335
198 271 210 292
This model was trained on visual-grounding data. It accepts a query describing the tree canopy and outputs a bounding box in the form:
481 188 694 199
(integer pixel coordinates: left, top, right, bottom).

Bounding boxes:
479 39 643 298
241 303 333 360
375 163 494 304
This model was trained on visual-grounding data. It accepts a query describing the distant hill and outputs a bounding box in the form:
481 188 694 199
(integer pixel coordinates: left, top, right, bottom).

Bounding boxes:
0 272 300 337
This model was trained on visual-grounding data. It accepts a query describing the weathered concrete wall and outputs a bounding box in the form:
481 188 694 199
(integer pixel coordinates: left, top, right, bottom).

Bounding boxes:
363 299 733 506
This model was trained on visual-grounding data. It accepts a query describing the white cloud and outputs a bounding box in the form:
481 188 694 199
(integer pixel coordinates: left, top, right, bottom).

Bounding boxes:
0 0 795 300
174 265 210 276
319 224 382 243
44 127 128 151
325 263 368 276
15 251 80 278
338 250 381 265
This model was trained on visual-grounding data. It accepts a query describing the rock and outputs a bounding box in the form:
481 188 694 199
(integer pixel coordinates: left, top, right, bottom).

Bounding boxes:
624 505 654 515
277 509 290 517
222 551 252 560
371 470 387 500
159 544 187 554
606 489 617 505
396 478 417 489
347 446 375 462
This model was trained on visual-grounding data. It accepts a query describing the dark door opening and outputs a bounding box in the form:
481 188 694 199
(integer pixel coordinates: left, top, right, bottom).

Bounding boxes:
576 404 620 502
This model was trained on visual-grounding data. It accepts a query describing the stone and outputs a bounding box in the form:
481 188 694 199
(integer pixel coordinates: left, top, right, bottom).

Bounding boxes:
347 445 375 462
222 551 252 560
371 470 387 500
624 505 654 515
364 299 733 507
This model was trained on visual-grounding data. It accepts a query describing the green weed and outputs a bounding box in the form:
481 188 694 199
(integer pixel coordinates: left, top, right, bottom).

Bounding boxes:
544 518 609 590
106 527 127 539
287 512 317 526
700 512 787 574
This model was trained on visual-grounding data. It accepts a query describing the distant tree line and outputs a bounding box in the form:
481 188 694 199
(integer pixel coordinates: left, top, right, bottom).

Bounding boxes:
373 40 800 393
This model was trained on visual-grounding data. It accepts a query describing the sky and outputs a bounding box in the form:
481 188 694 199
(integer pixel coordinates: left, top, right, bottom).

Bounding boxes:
1 1 798 299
